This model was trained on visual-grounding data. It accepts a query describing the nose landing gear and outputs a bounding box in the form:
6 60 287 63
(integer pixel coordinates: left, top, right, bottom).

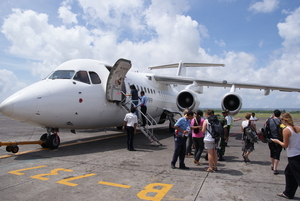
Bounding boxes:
40 128 60 149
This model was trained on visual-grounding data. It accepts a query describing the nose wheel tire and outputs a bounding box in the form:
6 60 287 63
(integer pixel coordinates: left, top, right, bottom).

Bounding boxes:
47 135 60 149
40 133 60 149
40 133 49 148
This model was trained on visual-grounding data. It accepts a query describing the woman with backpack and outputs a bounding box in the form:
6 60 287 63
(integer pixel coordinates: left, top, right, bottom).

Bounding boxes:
272 113 300 199
241 113 255 163
202 110 218 172
190 110 204 165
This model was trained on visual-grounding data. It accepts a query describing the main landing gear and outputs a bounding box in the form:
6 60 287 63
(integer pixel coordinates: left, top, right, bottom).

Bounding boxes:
0 128 60 154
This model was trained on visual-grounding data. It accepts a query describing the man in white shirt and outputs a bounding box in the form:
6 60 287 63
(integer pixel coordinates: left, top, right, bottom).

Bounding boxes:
123 107 138 151
223 110 242 145
250 112 259 130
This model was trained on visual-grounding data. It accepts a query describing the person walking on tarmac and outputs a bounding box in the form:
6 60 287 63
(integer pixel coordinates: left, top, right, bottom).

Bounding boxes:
136 91 147 127
190 110 204 165
272 113 300 199
224 110 242 146
266 109 283 175
171 110 194 170
241 113 255 163
218 112 228 161
123 107 138 151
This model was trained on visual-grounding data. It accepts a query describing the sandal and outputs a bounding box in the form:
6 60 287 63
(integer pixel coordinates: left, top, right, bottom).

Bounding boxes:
213 167 219 171
205 168 214 172
194 160 200 165
277 193 290 199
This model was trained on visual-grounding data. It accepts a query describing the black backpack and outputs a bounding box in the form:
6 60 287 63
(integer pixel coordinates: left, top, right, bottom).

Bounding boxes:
272 119 283 141
207 115 223 142
261 119 271 143
244 120 258 143
261 118 283 143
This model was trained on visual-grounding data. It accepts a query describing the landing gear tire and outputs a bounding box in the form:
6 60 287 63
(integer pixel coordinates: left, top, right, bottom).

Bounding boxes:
47 135 60 149
11 145 19 153
40 133 49 148
6 145 12 152
5 145 19 153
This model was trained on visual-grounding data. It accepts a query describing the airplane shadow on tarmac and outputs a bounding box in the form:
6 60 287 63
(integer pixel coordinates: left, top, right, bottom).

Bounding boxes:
13 127 171 161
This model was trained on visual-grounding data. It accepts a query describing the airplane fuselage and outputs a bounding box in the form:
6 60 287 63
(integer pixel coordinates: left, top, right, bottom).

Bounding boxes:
0 59 179 129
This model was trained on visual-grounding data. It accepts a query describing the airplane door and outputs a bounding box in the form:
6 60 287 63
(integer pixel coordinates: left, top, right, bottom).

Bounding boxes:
106 58 131 102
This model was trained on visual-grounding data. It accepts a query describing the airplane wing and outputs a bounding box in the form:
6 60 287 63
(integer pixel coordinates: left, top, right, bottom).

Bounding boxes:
153 75 300 93
148 63 225 70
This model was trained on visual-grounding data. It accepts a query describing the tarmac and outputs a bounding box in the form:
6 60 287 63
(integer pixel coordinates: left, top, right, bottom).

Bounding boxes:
0 113 299 201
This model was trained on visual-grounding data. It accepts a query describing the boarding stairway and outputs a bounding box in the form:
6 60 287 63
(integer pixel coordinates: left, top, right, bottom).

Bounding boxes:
120 92 162 146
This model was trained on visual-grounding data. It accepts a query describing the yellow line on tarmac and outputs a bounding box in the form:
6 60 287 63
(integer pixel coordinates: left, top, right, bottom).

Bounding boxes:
98 181 131 188
0 133 127 159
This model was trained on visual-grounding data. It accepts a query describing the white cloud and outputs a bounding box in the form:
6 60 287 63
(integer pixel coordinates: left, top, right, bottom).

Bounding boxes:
214 39 226 47
249 0 279 13
1 8 94 78
0 69 27 99
58 5 78 25
278 7 300 51
0 0 300 108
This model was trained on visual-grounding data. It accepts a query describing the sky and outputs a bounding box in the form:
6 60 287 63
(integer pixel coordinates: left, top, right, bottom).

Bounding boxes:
0 0 300 109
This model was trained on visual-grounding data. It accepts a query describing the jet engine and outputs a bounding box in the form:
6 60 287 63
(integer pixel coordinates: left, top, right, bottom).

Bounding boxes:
176 89 200 111
221 92 242 115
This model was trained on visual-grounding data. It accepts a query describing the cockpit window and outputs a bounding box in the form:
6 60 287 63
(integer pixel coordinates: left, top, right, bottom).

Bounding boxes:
48 70 75 79
73 71 90 84
89 71 101 84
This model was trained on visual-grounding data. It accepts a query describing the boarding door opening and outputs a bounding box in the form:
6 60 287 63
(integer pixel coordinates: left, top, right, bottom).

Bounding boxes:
106 58 131 102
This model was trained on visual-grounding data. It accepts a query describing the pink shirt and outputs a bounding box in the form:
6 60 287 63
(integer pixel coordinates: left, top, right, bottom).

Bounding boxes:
190 118 204 138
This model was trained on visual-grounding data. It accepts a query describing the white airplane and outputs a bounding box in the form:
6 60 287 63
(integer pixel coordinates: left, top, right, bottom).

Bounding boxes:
0 58 299 151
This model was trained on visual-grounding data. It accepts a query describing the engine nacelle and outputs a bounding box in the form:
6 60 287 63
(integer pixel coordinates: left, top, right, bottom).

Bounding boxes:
176 89 200 111
221 92 242 116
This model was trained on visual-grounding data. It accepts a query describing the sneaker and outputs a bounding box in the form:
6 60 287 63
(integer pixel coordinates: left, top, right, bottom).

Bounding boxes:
171 164 176 169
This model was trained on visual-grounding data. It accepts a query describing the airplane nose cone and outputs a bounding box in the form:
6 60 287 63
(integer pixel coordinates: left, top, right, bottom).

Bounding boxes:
0 98 14 117
0 86 37 122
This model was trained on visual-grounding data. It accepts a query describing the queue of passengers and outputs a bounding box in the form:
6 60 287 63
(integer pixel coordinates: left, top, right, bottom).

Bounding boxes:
170 109 300 199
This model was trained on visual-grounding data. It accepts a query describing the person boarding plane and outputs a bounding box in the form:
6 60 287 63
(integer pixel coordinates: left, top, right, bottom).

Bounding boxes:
0 58 299 153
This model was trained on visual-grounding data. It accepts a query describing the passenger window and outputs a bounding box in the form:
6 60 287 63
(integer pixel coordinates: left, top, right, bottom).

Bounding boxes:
49 70 75 79
89 71 101 84
73 71 90 84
